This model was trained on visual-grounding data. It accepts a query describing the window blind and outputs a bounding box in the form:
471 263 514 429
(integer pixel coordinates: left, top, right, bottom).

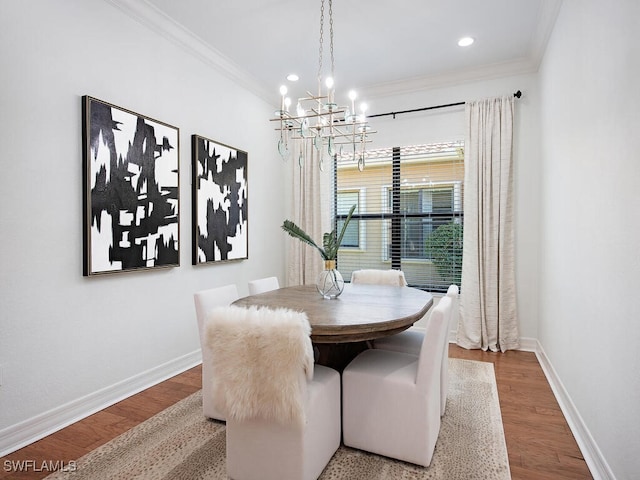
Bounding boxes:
335 141 464 292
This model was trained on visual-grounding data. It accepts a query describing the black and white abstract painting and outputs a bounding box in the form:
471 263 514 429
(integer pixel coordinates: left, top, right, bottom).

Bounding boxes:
82 96 179 276
192 135 248 264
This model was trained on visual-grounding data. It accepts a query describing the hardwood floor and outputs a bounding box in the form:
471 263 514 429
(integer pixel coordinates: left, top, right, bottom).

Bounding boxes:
0 345 592 479
448 346 592 480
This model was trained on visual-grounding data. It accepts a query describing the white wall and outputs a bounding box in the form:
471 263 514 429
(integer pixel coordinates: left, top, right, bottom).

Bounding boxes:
4 1 637 476
538 1 640 478
358 74 542 341
0 0 285 453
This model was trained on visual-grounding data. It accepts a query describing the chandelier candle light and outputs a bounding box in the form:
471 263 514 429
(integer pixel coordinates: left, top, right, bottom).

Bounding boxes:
271 0 375 171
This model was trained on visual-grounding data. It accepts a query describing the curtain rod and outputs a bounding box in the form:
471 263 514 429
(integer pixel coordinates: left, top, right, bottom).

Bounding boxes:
369 90 522 119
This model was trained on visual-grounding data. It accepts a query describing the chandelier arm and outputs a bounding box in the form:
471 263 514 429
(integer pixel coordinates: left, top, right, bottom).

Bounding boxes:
269 109 346 122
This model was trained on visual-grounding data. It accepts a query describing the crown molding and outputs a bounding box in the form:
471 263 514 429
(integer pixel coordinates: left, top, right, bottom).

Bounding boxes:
363 57 538 100
529 0 564 69
104 0 273 104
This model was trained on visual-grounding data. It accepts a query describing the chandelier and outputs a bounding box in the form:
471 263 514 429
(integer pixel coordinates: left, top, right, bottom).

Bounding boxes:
270 0 375 171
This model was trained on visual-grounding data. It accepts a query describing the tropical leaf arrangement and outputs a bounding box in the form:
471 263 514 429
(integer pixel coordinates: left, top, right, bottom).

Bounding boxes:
281 204 357 261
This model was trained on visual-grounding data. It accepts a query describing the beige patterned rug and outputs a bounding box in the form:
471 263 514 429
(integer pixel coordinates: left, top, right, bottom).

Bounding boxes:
46 359 510 479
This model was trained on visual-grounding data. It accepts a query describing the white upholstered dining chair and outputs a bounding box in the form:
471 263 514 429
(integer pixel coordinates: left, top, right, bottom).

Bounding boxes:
350 268 408 287
206 305 341 480
247 276 280 295
193 284 239 421
342 295 452 467
373 284 458 416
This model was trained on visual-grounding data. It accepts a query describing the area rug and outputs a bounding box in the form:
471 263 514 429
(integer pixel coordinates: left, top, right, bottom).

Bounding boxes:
45 359 510 479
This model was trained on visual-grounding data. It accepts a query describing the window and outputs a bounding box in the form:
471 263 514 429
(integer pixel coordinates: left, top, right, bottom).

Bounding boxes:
336 191 360 248
389 186 456 259
335 142 463 292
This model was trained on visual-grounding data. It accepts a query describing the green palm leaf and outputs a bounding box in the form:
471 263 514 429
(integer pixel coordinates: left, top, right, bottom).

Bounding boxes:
335 204 357 251
281 220 328 260
323 230 338 260
281 203 356 261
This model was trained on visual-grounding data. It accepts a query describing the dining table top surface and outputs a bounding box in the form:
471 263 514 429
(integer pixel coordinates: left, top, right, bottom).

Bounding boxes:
232 283 434 343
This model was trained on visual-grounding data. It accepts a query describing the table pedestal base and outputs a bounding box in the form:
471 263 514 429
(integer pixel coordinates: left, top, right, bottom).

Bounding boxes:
313 341 368 372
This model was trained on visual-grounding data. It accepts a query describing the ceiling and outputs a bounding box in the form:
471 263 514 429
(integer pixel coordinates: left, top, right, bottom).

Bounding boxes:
136 0 562 103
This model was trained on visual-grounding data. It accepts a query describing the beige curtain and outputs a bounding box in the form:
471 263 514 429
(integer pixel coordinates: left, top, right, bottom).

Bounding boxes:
286 142 332 286
457 96 520 352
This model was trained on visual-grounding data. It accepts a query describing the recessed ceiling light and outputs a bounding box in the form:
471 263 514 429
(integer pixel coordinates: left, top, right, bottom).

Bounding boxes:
286 73 299 82
458 36 474 47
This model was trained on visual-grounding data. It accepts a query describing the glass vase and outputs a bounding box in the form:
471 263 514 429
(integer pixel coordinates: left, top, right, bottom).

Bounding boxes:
316 260 345 299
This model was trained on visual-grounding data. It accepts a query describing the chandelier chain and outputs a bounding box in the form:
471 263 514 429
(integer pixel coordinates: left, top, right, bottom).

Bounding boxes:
329 0 334 77
318 0 324 82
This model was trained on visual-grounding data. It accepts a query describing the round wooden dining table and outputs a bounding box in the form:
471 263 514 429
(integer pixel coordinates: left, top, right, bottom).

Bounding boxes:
232 283 433 368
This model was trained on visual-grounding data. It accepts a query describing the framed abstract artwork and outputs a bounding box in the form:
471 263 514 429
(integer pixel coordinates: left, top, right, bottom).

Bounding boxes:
192 134 248 265
82 96 180 276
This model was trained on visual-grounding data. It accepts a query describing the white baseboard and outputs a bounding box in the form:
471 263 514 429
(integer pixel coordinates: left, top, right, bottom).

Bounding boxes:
534 341 615 480
0 350 202 457
516 336 538 352
412 327 538 352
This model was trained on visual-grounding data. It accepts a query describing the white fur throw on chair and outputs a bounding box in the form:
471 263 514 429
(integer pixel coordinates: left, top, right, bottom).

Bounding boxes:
351 269 408 287
205 305 314 427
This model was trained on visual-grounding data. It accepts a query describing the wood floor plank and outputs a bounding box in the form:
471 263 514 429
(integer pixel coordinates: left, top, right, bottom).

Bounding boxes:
0 347 593 479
